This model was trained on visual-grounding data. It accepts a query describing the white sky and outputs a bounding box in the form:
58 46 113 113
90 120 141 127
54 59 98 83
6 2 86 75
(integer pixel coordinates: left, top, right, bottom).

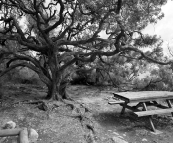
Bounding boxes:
142 0 173 56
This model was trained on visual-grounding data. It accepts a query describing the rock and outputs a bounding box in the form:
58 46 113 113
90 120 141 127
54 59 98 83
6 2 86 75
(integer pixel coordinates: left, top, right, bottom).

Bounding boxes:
113 132 119 135
142 138 147 142
135 129 148 136
28 128 39 143
3 121 16 129
117 135 124 139
111 137 128 143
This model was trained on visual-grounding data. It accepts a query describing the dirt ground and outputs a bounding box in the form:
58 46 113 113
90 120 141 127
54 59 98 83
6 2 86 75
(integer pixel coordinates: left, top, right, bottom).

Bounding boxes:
0 83 173 143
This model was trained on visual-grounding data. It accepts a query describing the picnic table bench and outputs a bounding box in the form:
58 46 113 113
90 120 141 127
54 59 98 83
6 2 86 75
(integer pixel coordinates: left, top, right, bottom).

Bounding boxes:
108 91 173 132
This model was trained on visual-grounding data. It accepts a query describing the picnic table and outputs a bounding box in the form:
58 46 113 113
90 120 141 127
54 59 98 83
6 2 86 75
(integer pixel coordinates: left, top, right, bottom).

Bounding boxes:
109 91 173 132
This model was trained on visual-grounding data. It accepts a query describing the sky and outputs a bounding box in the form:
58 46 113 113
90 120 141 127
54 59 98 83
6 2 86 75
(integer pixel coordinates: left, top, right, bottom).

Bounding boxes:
142 0 173 56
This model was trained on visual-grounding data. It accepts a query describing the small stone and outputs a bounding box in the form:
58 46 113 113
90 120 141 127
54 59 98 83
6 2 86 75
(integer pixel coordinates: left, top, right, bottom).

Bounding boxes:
28 128 39 143
117 135 124 139
111 136 128 143
3 121 16 129
142 138 147 142
113 132 119 135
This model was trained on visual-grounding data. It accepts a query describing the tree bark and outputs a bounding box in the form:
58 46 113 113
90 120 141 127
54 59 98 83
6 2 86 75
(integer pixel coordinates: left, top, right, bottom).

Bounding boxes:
46 80 62 101
46 75 70 101
44 52 62 100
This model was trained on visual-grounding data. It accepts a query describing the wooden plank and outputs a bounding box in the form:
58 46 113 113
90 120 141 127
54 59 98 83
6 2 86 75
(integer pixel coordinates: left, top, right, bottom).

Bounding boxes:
0 128 22 137
141 103 156 132
113 91 173 102
134 108 173 117
112 93 130 102
166 99 173 117
19 128 29 143
108 100 125 104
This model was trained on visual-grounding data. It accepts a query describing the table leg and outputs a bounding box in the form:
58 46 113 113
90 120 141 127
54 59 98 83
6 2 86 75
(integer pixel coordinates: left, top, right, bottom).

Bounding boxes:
152 101 158 104
142 102 156 132
166 99 173 117
120 102 128 116
133 102 142 110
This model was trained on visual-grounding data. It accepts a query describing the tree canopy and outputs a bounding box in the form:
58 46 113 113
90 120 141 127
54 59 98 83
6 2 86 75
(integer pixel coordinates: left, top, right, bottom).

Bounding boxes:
0 0 171 100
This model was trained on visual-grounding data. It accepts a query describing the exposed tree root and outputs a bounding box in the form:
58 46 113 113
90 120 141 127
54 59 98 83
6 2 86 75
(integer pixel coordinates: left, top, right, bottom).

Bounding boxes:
13 96 98 142
61 89 98 142
63 99 98 143
13 99 65 119
13 99 64 108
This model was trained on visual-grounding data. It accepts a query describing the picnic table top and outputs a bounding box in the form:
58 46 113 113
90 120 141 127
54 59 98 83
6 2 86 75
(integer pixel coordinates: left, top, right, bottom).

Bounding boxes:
112 91 173 103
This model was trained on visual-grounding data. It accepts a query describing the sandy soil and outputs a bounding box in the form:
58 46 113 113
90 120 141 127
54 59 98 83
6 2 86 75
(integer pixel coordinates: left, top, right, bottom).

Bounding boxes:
0 84 173 143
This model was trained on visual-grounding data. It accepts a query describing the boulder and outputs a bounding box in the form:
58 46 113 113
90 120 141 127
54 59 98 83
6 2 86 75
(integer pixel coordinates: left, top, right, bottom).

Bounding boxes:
3 121 16 129
28 128 39 143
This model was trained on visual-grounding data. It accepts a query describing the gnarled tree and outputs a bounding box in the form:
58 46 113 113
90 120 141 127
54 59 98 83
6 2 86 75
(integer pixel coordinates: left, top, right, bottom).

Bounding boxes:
0 0 171 101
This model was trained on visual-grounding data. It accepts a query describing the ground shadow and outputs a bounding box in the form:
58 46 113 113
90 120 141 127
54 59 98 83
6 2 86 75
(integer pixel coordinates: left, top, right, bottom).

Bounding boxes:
92 110 173 133
93 111 139 132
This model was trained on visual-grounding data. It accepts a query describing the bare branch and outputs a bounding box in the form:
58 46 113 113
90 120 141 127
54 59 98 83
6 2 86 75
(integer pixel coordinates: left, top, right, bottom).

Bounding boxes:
121 45 172 65
59 58 77 72
116 0 122 14
44 0 65 33
0 62 51 86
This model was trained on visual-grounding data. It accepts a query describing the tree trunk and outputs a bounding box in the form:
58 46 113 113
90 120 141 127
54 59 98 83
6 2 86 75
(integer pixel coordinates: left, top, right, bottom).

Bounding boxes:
46 80 63 101
46 78 70 100
44 53 62 100
45 52 71 101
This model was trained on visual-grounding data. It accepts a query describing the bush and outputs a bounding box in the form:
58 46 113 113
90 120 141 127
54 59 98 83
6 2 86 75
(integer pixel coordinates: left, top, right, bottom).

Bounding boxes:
0 68 42 86
13 76 41 85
